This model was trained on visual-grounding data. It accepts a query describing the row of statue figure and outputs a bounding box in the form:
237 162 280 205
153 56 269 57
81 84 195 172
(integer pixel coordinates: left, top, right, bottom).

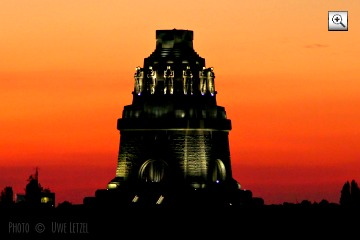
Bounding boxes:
134 65 215 96
199 66 215 96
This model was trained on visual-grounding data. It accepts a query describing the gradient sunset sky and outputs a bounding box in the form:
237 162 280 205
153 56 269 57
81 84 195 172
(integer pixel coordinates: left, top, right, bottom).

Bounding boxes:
1 0 359 205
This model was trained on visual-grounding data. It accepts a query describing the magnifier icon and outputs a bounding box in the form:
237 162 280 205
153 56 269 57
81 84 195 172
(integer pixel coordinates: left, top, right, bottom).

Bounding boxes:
332 14 346 27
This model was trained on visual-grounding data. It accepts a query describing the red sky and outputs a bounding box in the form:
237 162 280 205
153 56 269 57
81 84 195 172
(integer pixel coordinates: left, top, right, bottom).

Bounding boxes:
1 0 360 205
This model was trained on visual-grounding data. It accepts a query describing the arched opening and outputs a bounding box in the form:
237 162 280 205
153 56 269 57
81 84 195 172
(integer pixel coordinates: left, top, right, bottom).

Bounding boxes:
138 159 168 183
211 159 226 183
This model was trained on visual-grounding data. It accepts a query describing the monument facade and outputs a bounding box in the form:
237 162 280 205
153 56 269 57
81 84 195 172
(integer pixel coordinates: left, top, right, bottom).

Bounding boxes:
93 29 251 207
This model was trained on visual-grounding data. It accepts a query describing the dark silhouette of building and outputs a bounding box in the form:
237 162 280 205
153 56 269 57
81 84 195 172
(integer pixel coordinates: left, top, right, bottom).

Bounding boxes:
16 168 55 208
24 168 42 205
89 29 252 208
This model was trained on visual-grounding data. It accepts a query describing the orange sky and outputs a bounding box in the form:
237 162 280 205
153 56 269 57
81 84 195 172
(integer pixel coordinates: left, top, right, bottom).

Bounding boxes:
1 0 359 205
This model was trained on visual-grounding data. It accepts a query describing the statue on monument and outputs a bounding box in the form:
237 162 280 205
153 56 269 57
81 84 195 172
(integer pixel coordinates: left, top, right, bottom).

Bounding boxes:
199 66 207 95
164 65 174 95
183 65 193 95
207 67 215 96
134 66 144 95
147 66 157 94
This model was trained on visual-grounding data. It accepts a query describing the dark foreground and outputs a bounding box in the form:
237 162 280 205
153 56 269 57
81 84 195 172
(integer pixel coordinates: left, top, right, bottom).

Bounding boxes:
1 204 360 239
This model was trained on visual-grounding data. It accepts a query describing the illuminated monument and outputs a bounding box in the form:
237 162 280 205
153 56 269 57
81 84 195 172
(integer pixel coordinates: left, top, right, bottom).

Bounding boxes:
93 29 252 207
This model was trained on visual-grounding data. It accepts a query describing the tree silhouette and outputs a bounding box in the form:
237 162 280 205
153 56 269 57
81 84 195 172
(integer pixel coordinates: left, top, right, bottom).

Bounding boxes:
300 199 312 206
318 199 329 206
0 186 14 205
340 179 360 207
340 181 351 206
350 179 360 206
57 200 73 209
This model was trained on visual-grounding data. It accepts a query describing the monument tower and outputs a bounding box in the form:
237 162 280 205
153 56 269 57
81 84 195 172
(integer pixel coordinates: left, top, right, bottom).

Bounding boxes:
95 29 250 207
